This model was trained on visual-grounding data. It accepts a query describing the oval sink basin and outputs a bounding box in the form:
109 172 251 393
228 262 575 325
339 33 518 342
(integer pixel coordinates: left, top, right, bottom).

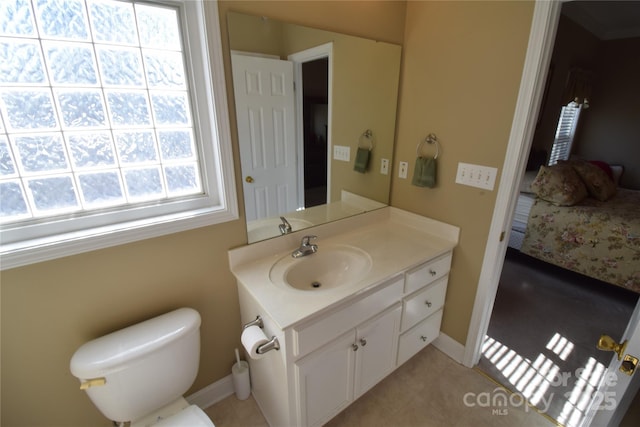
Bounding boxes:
270 245 372 291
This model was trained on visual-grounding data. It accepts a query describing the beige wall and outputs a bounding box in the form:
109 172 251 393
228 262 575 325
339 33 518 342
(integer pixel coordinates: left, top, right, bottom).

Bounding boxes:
0 1 406 426
0 1 537 425
530 14 640 189
531 15 600 160
575 37 640 190
391 0 533 344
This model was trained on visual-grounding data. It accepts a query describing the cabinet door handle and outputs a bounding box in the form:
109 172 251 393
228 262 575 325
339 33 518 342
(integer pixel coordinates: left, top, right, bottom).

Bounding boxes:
429 269 436 276
360 338 367 347
425 300 432 307
352 343 359 351
420 335 428 342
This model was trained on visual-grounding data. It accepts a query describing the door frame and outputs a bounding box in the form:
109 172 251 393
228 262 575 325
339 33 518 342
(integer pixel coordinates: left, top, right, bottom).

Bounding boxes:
288 43 333 206
463 0 562 369
465 2 640 424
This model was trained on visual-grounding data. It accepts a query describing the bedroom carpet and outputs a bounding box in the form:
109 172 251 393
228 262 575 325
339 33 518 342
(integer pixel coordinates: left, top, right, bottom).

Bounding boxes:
478 249 638 427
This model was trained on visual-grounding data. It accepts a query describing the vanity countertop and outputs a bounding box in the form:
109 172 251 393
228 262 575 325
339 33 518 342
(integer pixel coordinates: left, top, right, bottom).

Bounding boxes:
228 207 459 329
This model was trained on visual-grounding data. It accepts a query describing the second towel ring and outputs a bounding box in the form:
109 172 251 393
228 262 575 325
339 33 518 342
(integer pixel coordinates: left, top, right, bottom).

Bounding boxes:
416 133 440 159
358 129 373 151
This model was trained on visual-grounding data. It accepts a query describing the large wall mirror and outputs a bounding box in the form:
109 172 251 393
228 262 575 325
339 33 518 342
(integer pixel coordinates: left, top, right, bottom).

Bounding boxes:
227 12 402 243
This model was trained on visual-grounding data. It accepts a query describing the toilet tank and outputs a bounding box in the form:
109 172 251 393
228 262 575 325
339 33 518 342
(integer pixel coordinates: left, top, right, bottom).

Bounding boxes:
70 308 202 423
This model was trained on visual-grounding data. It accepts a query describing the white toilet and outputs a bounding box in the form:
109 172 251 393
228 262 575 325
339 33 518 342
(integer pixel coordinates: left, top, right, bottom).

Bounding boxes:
70 308 215 427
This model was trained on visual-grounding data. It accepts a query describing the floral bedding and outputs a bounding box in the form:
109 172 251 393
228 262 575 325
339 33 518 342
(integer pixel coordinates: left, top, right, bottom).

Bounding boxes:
521 188 640 293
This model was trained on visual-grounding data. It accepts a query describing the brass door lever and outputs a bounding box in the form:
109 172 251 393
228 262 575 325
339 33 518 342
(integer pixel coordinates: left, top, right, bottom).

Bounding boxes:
597 334 627 360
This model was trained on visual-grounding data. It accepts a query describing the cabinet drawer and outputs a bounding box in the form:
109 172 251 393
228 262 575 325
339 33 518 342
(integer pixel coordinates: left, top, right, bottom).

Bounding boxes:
404 253 452 294
294 276 404 357
397 309 443 367
401 277 447 332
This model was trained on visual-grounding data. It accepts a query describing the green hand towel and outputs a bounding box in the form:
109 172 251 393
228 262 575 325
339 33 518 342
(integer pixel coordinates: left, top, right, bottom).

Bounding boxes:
353 147 370 173
412 156 437 188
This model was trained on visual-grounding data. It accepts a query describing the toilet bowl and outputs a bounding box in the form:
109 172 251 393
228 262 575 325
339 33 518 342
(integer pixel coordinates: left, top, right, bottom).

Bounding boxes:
70 308 215 427
132 398 212 427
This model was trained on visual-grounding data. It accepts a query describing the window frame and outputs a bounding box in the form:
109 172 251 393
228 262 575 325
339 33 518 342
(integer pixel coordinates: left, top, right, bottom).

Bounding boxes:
0 0 238 270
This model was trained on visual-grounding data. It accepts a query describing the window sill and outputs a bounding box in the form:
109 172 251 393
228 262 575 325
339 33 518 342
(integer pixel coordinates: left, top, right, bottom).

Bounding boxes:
0 206 238 270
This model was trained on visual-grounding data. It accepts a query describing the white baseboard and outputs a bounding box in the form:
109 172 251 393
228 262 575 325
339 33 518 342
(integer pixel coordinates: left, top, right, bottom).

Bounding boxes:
433 332 465 364
187 374 235 410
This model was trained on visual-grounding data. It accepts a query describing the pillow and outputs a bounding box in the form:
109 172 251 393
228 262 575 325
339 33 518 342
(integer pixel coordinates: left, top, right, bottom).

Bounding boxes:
569 160 617 201
589 160 614 181
530 164 588 206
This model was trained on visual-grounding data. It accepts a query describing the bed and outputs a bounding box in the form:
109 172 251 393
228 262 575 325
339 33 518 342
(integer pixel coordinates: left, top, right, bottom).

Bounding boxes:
509 161 640 294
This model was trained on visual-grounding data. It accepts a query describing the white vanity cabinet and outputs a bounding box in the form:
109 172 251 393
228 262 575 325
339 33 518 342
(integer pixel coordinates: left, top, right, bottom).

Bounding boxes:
229 207 460 427
397 252 452 366
295 305 401 427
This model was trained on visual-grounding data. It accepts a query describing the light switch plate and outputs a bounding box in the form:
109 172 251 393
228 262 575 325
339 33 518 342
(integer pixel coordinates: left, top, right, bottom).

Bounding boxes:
399 161 408 179
333 145 350 162
455 162 498 190
380 158 389 175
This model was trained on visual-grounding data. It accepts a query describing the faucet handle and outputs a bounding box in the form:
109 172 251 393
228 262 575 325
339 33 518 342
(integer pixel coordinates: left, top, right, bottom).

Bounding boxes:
279 216 292 234
301 235 317 246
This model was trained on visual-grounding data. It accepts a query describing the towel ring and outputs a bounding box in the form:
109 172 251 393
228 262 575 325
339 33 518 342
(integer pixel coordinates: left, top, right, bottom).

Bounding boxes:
416 133 440 159
358 129 373 151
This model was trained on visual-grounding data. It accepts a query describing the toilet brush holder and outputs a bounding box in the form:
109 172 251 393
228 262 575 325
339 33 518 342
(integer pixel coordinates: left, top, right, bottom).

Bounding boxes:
232 348 251 400
232 361 250 400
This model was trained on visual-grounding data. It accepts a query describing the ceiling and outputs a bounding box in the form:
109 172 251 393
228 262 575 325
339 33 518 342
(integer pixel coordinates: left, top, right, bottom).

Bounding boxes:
562 1 640 40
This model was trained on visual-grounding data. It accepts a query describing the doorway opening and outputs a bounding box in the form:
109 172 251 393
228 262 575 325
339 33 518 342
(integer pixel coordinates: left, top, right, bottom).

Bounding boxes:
473 1 640 425
289 42 333 210
301 58 329 208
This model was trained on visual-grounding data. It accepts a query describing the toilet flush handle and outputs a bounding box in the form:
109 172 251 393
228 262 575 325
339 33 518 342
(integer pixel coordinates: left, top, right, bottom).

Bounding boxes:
80 377 107 390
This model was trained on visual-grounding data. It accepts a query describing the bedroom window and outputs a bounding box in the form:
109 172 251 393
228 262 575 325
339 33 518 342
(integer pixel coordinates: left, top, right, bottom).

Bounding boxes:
548 101 582 165
0 0 237 269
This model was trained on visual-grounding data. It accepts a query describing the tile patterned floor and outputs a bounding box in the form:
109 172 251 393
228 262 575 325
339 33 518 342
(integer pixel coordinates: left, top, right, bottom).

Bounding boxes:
204 346 555 427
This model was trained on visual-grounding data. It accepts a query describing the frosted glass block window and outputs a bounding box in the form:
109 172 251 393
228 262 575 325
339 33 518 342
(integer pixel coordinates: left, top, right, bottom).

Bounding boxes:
0 0 237 268
0 0 203 224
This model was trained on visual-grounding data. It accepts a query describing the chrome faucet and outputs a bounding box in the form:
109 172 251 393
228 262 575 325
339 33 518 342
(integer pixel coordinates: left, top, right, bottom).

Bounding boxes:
292 235 318 258
279 216 292 235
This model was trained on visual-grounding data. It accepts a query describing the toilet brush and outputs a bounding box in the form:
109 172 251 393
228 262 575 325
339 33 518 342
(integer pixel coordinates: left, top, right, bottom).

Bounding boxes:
232 348 250 400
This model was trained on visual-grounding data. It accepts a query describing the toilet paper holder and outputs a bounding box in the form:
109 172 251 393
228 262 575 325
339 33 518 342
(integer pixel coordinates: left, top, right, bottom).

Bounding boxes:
242 315 280 354
257 336 280 354
242 315 264 330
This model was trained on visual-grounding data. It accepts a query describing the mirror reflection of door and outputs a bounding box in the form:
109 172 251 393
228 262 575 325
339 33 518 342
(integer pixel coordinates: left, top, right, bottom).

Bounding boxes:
231 53 297 222
302 58 328 208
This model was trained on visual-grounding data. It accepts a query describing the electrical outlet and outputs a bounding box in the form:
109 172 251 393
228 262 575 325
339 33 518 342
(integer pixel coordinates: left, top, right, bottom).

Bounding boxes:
380 158 389 175
333 145 350 162
399 161 408 179
455 162 498 190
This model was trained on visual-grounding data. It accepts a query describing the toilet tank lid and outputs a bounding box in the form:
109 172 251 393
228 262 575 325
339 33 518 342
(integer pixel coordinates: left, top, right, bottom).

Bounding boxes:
70 308 201 378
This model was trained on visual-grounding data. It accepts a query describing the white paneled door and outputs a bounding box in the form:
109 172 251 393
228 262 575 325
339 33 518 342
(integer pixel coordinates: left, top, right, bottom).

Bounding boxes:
231 54 297 222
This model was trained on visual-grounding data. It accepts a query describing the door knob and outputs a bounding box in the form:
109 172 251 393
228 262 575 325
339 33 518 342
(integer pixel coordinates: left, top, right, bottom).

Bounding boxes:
245 176 254 183
597 334 628 360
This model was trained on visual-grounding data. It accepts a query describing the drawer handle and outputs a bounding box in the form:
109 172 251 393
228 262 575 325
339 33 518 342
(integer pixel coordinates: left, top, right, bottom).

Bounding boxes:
360 338 367 347
420 335 428 342
429 269 437 276
352 343 359 351
425 300 432 307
